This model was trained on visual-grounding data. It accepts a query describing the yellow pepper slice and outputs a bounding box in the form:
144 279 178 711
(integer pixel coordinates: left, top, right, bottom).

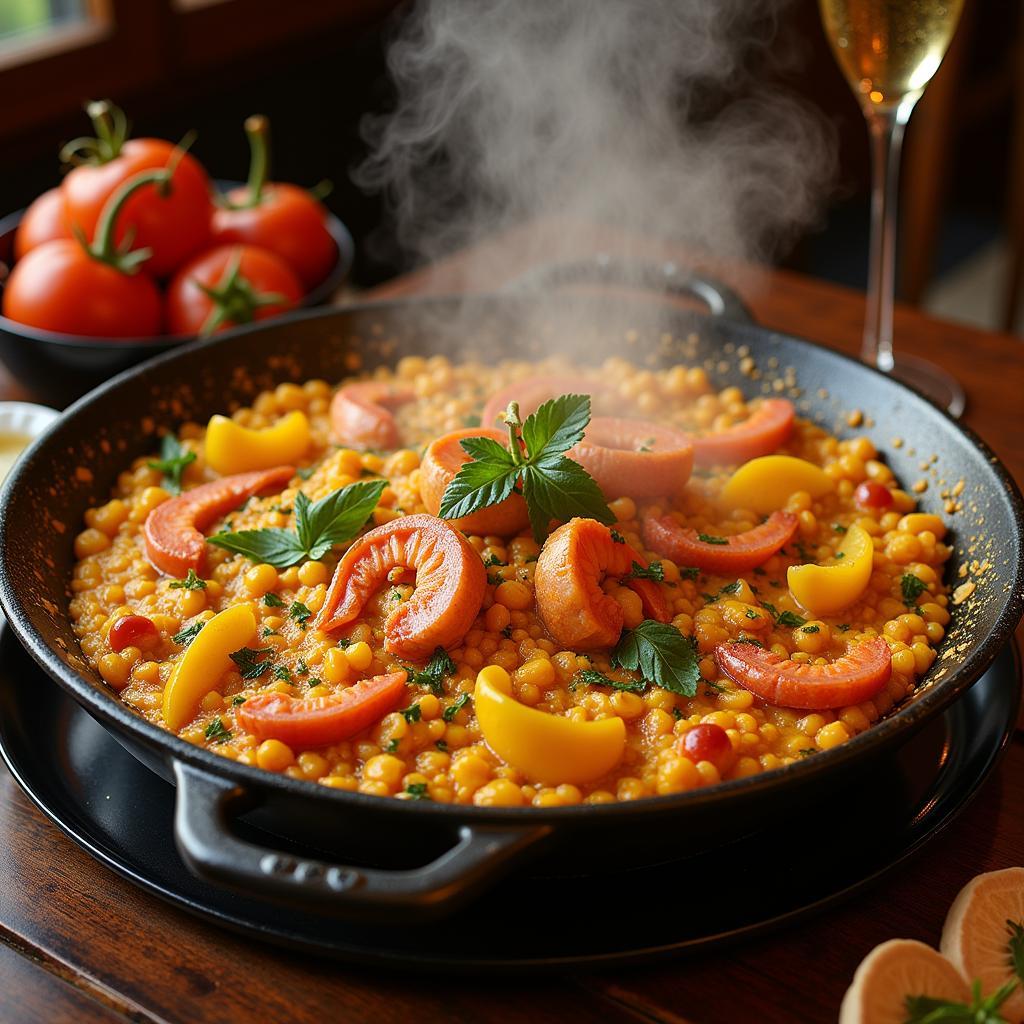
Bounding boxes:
787 523 874 617
721 455 833 514
474 666 626 785
163 603 256 730
205 411 311 476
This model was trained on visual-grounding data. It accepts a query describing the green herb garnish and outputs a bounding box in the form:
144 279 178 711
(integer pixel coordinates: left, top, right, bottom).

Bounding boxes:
230 695 246 706
407 647 456 697
230 646 275 680
296 465 316 480
904 979 1018 1024
833 522 848 533
628 561 664 582
169 568 206 591
436 739 449 752
401 703 422 724
385 738 400 753
901 572 929 607
289 601 312 627
148 434 195 495
777 611 807 628
209 480 386 570
801 625 820 634
263 592 286 608
610 529 626 544
296 658 310 676
443 693 471 722
483 553 502 568
172 621 204 646
744 608 759 620
697 533 728 545
679 566 700 580
438 394 613 542
573 669 646 693
204 718 231 743
1008 919 1024 984
273 665 291 681
405 782 430 800
612 620 700 697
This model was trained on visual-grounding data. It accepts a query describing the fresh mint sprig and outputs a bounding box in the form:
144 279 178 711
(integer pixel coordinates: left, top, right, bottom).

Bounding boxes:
209 479 385 570
439 394 613 542
148 434 195 496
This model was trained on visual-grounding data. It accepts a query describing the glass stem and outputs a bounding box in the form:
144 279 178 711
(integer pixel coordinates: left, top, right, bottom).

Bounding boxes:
863 107 909 373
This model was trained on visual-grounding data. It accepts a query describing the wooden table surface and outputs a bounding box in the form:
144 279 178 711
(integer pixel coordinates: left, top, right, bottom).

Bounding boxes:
2 224 1023 1024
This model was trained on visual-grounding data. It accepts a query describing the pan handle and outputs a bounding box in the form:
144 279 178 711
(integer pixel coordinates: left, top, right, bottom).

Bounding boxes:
172 761 551 920
504 254 755 324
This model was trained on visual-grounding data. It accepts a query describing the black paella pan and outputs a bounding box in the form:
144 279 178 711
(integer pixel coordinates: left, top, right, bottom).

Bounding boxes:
1 261 1021 922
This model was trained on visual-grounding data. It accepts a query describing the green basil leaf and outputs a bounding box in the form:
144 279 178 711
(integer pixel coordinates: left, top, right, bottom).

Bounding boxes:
147 434 196 496
521 393 591 459
522 456 614 542
439 458 519 521
208 528 307 570
612 620 700 697
297 479 385 554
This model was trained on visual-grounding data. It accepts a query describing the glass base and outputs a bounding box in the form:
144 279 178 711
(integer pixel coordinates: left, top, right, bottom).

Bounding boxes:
882 352 966 418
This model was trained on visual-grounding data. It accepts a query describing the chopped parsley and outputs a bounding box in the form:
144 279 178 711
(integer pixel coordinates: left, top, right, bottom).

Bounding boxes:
273 665 292 682
147 434 195 495
169 569 206 591
679 566 700 580
697 533 728 545
289 601 313 627
797 748 816 758
832 522 847 533
407 647 456 697
263 592 286 608
628 561 664 582
442 693 471 722
405 782 430 800
901 572 928 607
435 739 449 753
296 658 310 676
296 465 316 480
172 621 204 646
573 669 646 693
385 738 400 753
401 703 422 724
776 611 807 628
744 608 759 620
801 625 820 634
610 529 626 544
230 646 275 680
483 552 503 568
230 695 247 706
204 718 232 743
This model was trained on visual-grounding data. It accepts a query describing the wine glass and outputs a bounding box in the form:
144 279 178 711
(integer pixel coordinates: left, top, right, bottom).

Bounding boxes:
819 0 967 416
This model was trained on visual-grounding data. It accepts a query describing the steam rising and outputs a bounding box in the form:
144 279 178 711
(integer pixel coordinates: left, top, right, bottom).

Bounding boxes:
359 0 836 278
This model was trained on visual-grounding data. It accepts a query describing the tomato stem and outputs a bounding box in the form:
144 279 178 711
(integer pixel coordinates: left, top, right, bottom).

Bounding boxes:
60 99 130 167
504 402 525 466
89 168 170 272
194 249 288 336
242 115 271 208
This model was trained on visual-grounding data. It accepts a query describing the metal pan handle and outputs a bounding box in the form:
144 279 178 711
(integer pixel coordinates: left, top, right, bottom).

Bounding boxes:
504 254 755 324
172 761 550 920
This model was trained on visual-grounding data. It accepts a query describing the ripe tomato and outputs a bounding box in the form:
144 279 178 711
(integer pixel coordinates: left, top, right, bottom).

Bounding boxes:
14 188 71 260
61 102 211 277
2 239 161 337
109 614 159 653
855 480 895 510
164 244 302 336
212 184 335 290
210 116 335 289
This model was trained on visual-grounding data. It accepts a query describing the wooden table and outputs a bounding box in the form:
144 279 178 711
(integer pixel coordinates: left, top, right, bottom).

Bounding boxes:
2 226 1023 1024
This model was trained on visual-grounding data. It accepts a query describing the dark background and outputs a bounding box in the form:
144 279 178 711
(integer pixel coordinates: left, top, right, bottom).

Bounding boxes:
1 0 1019 307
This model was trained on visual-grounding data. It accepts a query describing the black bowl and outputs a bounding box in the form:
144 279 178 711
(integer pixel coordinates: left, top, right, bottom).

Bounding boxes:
0 180 354 407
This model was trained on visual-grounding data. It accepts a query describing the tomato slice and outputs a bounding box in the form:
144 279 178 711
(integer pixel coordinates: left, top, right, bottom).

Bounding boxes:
143 465 294 577
627 576 671 623
690 398 795 467
714 637 893 710
237 671 408 747
642 509 798 573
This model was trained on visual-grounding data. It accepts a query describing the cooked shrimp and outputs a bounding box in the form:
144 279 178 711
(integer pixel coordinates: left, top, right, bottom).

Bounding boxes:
419 427 530 536
534 517 670 650
329 381 414 451
316 513 486 660
143 465 295 577
570 418 694 498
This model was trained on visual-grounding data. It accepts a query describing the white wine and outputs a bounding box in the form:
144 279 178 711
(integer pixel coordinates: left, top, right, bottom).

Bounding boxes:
819 0 964 108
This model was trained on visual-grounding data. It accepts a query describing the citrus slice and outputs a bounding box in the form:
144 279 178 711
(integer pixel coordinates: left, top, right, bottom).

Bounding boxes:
839 939 971 1024
720 455 833 514
940 867 1024 1024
